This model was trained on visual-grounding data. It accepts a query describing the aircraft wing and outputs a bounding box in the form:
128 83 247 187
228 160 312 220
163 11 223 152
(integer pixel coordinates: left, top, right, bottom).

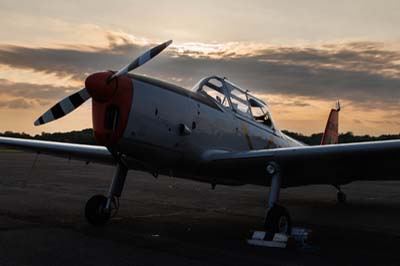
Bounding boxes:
0 137 114 165
202 140 400 187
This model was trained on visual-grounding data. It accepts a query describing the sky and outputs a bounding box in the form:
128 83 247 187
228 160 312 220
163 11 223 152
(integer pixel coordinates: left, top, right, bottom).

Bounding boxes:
0 0 399 135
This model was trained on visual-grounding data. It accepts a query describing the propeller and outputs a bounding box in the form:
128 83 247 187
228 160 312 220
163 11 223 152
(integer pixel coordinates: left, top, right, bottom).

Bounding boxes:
34 40 173 126
108 39 172 82
34 88 90 126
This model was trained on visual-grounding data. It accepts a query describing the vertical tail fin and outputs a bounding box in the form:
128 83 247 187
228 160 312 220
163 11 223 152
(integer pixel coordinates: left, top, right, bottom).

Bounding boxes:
321 101 340 145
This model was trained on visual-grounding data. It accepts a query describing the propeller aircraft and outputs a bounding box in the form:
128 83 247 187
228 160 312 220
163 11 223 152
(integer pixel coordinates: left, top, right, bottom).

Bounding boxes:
1 40 400 234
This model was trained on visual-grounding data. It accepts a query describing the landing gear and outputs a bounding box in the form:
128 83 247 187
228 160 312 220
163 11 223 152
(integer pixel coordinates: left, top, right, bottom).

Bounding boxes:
85 163 128 226
264 204 291 234
85 195 111 226
334 185 347 204
264 162 292 234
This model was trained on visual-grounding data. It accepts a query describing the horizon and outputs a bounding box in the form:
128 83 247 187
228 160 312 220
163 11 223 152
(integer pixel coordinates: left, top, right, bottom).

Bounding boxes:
2 128 399 138
0 0 399 135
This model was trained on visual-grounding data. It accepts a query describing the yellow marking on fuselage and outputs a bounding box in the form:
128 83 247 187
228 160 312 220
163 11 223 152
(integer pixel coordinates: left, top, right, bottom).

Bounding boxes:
265 139 278 149
241 124 253 150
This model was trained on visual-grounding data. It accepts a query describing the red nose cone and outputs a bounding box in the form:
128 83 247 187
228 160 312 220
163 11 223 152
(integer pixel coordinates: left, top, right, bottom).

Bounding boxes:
85 72 117 102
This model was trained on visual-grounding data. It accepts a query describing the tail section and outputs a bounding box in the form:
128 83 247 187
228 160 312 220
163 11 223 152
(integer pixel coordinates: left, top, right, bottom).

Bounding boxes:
321 101 340 145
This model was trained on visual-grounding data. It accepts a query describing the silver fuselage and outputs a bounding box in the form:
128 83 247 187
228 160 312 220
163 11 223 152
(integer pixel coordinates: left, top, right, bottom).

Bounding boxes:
116 75 302 185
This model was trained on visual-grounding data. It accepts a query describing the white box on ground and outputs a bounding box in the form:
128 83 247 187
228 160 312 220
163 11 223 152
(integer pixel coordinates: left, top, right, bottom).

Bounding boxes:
252 231 266 240
291 227 312 244
247 227 312 248
247 239 287 248
272 233 289 242
248 231 289 248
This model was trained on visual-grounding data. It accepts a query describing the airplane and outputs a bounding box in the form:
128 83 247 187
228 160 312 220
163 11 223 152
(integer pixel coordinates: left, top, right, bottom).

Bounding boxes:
1 40 400 234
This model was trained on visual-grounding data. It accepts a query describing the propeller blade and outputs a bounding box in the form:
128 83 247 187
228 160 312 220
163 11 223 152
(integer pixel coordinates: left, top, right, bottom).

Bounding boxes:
109 39 172 81
34 88 90 126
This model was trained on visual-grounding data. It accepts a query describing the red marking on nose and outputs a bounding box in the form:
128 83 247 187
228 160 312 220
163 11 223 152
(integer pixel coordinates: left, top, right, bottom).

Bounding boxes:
85 71 133 146
85 72 117 103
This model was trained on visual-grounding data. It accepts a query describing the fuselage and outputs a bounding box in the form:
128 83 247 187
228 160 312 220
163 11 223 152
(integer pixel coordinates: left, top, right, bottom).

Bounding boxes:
94 73 302 186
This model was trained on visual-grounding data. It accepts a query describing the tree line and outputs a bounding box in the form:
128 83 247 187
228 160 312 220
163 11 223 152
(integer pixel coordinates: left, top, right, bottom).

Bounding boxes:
282 130 400 145
0 129 96 145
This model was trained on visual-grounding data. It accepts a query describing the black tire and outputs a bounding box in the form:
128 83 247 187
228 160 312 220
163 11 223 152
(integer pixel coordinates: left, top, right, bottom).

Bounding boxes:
337 191 347 204
264 204 291 234
85 194 111 226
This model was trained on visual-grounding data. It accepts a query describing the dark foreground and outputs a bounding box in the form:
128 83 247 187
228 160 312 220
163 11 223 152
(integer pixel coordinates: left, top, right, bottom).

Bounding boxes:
1 152 400 266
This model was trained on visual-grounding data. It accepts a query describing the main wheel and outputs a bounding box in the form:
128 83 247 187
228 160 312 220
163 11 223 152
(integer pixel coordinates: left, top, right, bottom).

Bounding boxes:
264 204 291 234
85 194 111 226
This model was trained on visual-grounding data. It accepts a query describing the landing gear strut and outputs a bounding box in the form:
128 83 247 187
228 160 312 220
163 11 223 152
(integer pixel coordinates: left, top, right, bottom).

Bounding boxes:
264 162 291 234
334 185 347 204
85 163 128 226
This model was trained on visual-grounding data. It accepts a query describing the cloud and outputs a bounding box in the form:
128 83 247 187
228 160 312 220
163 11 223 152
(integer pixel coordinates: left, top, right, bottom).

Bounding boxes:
266 99 312 108
368 120 400 126
0 37 148 81
0 33 399 110
0 78 75 100
0 98 33 109
149 41 400 110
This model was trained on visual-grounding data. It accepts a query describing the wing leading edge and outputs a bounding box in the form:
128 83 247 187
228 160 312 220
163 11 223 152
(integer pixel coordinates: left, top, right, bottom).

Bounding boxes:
202 140 400 187
0 137 114 165
1 136 400 188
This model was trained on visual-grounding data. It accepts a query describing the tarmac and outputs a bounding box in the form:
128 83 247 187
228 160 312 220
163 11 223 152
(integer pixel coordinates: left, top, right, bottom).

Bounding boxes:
1 152 400 265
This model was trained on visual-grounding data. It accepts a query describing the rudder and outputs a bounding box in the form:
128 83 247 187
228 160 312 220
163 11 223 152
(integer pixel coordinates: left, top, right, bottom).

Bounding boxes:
321 101 340 145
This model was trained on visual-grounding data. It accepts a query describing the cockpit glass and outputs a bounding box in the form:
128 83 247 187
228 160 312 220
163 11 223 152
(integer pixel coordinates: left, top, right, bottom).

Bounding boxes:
194 76 275 128
249 97 273 128
251 106 265 117
229 89 251 116
197 78 230 109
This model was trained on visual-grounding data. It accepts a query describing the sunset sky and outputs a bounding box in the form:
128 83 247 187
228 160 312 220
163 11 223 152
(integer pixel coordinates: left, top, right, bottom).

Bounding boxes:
0 0 399 135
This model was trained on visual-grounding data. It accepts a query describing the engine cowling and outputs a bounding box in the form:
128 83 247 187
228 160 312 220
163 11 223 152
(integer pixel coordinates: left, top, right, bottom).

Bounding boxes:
85 72 133 146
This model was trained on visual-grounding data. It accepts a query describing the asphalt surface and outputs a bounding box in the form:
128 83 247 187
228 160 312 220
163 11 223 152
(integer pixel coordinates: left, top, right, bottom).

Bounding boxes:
1 152 400 266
